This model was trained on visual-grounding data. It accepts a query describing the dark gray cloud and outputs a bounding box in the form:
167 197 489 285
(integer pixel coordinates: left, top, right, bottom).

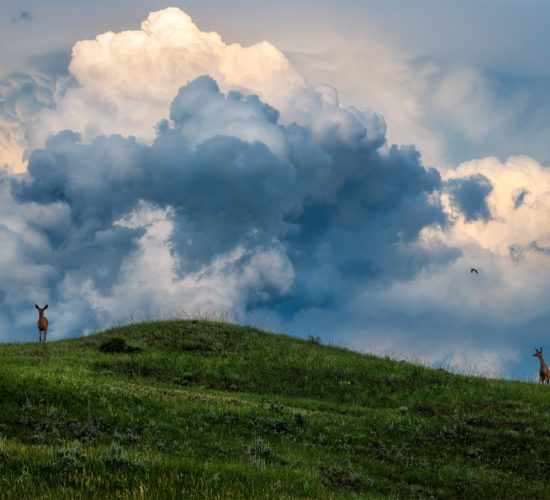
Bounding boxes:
513 188 529 210
445 173 493 222
5 75 458 340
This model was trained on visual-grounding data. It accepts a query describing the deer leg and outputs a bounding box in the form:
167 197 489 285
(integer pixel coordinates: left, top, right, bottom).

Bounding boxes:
44 327 47 343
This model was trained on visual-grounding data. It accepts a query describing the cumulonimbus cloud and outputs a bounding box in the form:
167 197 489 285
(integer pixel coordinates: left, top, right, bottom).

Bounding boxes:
8 73 447 340
2 8 550 377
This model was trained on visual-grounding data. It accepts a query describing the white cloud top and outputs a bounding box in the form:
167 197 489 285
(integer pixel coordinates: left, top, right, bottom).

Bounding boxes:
28 8 305 154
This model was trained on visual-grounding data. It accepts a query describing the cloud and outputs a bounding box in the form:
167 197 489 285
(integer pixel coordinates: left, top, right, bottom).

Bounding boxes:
26 7 305 154
291 33 550 171
445 174 493 222
0 73 55 171
10 11 33 24
4 67 448 346
441 156 550 259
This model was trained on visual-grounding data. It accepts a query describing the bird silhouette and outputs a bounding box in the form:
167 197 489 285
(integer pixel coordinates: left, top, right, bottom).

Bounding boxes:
470 268 479 275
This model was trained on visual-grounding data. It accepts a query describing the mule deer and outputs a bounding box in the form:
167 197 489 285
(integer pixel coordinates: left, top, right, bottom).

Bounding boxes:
35 304 48 342
533 347 550 384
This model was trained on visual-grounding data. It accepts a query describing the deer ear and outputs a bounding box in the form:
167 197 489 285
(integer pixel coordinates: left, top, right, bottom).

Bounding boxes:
44 304 48 310
35 304 39 309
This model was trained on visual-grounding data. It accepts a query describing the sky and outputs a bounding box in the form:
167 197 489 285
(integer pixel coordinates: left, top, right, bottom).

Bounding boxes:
2 1 550 380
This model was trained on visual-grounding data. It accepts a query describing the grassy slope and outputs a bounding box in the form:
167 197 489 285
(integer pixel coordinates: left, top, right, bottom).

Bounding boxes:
0 320 549 499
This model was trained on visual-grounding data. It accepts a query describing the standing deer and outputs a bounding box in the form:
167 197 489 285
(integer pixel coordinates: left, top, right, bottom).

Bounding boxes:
35 304 48 342
533 347 550 384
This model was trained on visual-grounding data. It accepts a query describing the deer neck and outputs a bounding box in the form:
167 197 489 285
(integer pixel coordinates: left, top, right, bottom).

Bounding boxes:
538 355 548 370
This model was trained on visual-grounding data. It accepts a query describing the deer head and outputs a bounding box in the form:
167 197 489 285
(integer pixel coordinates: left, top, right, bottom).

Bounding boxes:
35 304 48 315
533 347 543 358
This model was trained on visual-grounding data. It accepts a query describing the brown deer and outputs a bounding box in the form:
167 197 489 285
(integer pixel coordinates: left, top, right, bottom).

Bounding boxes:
35 304 48 342
533 347 550 384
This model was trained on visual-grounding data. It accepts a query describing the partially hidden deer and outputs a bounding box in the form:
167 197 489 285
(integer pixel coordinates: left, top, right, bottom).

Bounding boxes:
533 347 550 384
35 304 48 342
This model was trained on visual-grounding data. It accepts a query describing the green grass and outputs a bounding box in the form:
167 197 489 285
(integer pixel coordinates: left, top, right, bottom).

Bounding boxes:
0 319 549 498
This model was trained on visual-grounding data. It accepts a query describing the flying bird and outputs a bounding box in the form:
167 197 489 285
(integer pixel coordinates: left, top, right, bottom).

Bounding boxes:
470 268 478 275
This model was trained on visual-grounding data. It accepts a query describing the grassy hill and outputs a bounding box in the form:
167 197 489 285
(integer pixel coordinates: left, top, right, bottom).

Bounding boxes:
0 320 549 499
